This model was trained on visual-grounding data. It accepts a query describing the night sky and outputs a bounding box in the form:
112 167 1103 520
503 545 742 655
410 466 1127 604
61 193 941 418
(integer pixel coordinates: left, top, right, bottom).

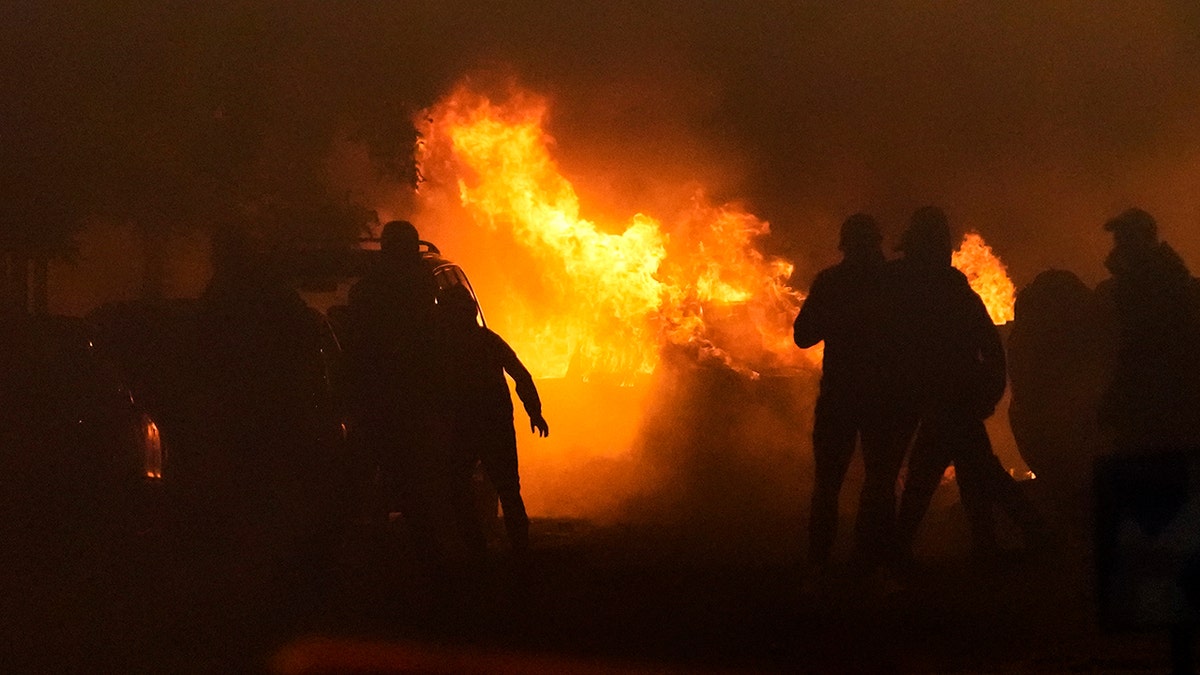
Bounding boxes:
6 1 1200 290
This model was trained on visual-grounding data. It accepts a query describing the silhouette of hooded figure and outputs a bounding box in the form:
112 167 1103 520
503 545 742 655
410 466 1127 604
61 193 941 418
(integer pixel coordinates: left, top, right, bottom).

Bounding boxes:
794 214 905 574
185 226 340 590
1095 208 1200 454
196 227 332 495
1007 269 1106 522
346 220 438 409
345 220 442 544
890 207 1046 562
1091 211 1200 648
437 284 548 554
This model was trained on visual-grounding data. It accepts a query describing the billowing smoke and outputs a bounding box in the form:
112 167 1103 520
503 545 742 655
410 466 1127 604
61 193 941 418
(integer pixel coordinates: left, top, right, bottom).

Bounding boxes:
14 2 1200 300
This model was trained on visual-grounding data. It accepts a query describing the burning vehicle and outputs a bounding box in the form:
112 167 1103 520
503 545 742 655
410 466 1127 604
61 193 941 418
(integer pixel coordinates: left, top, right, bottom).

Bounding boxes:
394 82 1025 521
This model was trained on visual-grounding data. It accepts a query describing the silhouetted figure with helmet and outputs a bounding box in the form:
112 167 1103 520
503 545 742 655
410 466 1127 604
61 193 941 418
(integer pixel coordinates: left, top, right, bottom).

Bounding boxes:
1095 208 1200 454
437 284 549 556
794 214 904 579
1091 209 1200 671
889 207 1047 565
344 220 441 553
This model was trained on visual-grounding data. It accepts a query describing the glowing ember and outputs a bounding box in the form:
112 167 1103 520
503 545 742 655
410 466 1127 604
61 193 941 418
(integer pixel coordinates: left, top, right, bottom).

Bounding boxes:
417 84 812 380
952 232 1016 325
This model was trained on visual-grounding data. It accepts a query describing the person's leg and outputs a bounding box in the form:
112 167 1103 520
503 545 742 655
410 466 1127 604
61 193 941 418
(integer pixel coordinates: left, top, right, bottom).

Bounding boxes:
809 394 858 569
957 419 1049 549
941 417 999 555
448 449 487 559
854 414 910 571
894 416 951 565
479 424 528 553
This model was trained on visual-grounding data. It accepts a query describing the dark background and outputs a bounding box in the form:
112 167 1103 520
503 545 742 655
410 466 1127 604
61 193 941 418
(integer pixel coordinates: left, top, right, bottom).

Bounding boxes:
5 1 1200 299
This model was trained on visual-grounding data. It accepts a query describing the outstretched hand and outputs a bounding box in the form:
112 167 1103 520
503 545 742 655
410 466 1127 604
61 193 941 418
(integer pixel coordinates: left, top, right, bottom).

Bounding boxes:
530 414 550 438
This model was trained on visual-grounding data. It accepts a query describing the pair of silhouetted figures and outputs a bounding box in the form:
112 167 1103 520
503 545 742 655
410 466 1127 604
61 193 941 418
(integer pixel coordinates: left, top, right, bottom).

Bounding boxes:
342 220 548 563
795 206 1200 582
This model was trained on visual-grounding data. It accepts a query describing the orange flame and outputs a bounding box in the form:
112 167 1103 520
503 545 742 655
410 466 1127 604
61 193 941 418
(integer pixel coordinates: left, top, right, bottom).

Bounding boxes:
952 232 1016 325
417 84 812 380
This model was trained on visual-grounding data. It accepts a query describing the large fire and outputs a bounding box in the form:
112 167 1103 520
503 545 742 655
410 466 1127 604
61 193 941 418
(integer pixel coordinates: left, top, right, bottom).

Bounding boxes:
418 85 810 381
414 82 1015 382
952 232 1016 325
408 80 1018 517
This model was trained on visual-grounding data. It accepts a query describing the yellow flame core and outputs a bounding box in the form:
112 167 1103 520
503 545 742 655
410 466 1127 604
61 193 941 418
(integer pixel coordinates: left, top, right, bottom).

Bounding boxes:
952 232 1016 325
420 85 810 380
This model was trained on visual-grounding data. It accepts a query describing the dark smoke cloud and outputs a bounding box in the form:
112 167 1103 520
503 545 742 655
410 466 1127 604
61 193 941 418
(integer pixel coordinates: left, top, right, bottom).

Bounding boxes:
446 0 1200 287
7 1 1199 292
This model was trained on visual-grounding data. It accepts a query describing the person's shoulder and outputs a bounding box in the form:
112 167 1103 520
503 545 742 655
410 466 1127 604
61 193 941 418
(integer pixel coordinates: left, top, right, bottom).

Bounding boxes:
943 265 970 285
936 266 974 296
809 265 839 287
810 260 868 288
482 326 511 348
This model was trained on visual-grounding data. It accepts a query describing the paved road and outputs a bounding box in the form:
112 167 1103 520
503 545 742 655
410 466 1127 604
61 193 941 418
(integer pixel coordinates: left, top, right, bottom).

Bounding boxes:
1 493 1181 673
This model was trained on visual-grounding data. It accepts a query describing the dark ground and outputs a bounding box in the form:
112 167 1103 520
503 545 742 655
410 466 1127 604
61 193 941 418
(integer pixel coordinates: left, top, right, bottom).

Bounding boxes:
1 484 1181 674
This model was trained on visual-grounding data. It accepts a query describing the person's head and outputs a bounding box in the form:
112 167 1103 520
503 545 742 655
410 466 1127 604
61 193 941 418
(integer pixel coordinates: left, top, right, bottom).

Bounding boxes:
898 206 953 266
380 220 421 265
1014 269 1090 325
437 285 479 327
1103 208 1157 251
838 213 883 259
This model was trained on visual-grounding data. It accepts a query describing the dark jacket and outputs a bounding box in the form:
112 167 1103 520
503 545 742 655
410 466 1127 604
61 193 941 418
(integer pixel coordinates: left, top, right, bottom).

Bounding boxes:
441 324 541 429
793 254 894 403
1097 242 1200 450
889 258 1006 419
344 259 439 418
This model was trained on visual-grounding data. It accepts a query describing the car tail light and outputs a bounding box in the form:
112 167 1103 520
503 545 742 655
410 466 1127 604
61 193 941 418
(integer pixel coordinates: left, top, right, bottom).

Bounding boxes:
141 414 163 480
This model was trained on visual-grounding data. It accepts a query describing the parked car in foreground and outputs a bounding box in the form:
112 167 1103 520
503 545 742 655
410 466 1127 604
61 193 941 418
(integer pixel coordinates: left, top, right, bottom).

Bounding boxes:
0 314 159 540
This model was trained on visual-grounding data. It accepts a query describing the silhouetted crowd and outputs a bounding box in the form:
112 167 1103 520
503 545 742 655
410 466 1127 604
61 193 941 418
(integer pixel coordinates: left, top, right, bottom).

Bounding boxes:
795 206 1200 585
341 220 548 570
8 202 1200 669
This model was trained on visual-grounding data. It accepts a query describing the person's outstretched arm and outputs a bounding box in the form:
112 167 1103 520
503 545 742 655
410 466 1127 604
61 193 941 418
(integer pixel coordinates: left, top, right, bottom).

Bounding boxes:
491 330 549 437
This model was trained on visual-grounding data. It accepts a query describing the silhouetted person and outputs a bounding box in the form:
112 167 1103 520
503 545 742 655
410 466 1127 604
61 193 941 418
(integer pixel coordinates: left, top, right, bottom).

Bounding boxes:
794 214 904 576
169 226 344 648
890 207 1046 563
438 285 548 555
1095 208 1200 454
1091 209 1200 669
189 227 338 536
344 220 442 549
1008 269 1106 523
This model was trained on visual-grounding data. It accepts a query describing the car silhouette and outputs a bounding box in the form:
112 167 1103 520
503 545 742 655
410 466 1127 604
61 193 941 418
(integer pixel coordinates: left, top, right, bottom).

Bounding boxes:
1 313 160 540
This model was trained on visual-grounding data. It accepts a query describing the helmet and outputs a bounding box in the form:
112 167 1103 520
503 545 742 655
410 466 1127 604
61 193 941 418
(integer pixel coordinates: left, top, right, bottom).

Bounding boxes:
898 206 952 262
1103 208 1157 246
838 213 882 253
380 220 420 258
